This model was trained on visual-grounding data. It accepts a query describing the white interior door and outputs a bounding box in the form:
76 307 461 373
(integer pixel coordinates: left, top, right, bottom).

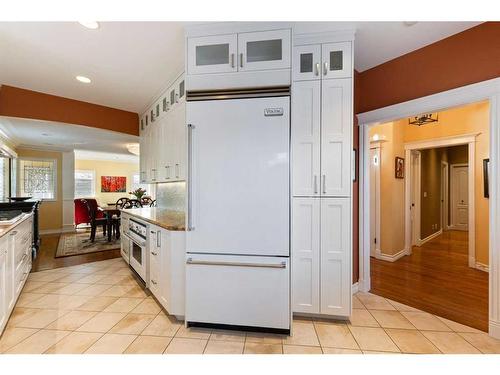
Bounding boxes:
451 165 469 231
410 151 421 246
186 97 290 256
292 80 321 196
369 147 380 257
441 162 449 230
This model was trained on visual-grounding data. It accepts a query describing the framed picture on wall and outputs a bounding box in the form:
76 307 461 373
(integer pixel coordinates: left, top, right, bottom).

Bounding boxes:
395 157 405 179
101 176 126 192
483 158 490 198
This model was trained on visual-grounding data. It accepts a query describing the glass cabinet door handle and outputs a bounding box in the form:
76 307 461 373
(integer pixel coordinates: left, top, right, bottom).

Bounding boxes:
323 62 328 76
231 53 235 68
315 63 320 76
240 53 243 68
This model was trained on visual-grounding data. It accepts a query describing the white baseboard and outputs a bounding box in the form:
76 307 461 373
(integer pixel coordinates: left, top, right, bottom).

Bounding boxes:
40 227 76 235
448 224 468 231
475 262 490 272
489 320 500 339
351 282 359 294
418 229 443 246
375 248 407 262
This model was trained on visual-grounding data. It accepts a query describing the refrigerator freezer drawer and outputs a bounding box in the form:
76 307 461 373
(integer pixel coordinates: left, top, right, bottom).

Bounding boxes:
186 254 290 330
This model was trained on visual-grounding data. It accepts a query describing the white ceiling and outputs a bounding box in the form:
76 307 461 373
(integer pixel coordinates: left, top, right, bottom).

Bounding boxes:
0 116 139 155
74 149 138 163
0 21 481 114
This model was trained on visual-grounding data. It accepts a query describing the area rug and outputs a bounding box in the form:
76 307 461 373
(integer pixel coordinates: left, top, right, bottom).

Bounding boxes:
55 230 120 258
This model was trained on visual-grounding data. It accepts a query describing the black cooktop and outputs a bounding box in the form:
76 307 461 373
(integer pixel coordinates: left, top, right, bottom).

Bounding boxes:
0 210 23 222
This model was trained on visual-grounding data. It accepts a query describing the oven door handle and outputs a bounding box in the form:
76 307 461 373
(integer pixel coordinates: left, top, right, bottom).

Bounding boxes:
123 233 146 248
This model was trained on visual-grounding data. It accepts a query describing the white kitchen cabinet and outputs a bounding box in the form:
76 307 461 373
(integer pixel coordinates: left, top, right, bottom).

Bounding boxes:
148 223 185 317
237 29 291 72
293 44 321 81
292 197 351 317
321 42 352 79
170 104 187 181
321 78 352 197
292 198 320 314
292 80 321 196
188 34 238 75
0 238 7 331
292 78 351 197
0 215 33 335
320 198 351 316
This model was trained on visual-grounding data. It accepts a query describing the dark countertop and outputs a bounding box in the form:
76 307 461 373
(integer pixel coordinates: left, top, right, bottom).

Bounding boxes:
121 207 185 231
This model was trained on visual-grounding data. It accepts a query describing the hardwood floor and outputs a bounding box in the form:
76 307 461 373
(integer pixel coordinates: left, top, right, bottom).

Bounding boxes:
32 233 121 272
371 230 489 332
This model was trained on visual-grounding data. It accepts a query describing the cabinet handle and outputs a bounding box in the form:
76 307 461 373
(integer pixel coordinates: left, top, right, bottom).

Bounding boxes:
165 165 170 179
10 231 18 236
157 231 161 247
314 175 318 194
231 53 235 68
240 53 243 68
323 62 328 76
175 163 180 178
151 169 156 181
151 280 157 285
322 174 327 194
151 251 158 256
175 93 179 103
315 63 320 76
187 123 195 231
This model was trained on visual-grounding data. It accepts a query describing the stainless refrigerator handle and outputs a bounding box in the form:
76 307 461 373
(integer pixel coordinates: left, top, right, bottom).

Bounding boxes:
186 258 287 269
322 174 327 194
314 175 318 194
187 123 195 231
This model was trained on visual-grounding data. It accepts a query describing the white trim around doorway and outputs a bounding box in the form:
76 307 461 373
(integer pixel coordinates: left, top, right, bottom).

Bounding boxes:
403 135 477 268
357 77 500 339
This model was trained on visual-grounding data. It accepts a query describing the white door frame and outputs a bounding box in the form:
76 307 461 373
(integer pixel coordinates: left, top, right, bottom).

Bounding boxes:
450 163 470 232
403 136 476 264
357 77 500 338
410 150 421 250
441 160 449 231
369 144 381 258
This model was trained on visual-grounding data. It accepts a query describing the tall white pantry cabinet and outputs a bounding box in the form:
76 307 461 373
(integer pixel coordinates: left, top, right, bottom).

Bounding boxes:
291 32 354 317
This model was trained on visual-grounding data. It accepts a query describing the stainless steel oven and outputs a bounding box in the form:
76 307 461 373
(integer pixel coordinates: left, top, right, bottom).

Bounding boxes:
126 218 148 281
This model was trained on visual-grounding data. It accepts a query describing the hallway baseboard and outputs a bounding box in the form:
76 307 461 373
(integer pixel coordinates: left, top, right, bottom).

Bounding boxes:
418 229 443 246
375 248 407 262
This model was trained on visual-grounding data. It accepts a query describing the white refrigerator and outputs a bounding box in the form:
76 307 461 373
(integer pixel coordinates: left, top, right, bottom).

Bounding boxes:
186 95 290 331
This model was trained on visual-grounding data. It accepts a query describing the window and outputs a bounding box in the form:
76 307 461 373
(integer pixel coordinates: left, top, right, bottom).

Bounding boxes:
75 170 95 198
0 158 9 199
131 172 148 194
18 158 57 200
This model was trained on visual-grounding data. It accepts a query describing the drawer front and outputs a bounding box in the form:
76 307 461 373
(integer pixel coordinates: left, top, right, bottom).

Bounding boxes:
149 255 160 298
186 254 290 330
16 257 31 295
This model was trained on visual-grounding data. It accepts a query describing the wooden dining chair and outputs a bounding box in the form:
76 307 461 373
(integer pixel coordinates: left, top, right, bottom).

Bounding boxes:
81 199 107 242
123 199 143 209
115 197 130 209
149 200 157 207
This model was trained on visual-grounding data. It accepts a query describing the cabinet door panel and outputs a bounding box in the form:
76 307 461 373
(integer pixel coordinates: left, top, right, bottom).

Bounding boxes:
188 34 238 75
293 44 321 81
321 78 352 197
320 198 351 316
292 198 320 314
292 81 321 196
321 42 352 79
238 29 291 71
0 248 6 332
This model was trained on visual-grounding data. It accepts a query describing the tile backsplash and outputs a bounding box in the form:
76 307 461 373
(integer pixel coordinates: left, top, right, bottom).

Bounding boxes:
156 182 186 211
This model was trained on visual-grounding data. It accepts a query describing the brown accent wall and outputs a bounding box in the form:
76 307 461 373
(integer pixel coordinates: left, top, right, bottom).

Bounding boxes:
0 85 139 136
357 22 500 114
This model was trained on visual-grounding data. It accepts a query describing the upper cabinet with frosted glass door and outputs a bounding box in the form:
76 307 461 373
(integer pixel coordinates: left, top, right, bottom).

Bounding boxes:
293 41 352 81
188 29 291 75
237 29 291 71
188 34 238 75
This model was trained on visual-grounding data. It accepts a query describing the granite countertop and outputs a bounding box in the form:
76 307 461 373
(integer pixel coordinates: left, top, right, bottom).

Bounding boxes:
121 207 185 231
0 212 33 238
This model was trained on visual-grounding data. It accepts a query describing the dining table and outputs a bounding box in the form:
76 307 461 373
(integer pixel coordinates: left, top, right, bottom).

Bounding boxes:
99 206 121 242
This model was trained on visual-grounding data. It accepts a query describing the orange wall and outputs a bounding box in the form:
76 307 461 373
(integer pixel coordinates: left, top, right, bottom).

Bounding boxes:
0 85 139 136
357 22 500 114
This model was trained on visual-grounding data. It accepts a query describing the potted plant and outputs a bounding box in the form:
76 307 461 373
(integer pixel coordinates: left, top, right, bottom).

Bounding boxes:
129 187 146 201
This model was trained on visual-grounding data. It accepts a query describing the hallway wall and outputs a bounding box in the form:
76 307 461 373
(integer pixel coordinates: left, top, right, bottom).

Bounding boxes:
370 101 489 266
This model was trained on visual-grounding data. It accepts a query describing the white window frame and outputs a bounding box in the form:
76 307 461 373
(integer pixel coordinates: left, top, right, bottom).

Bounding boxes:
17 157 58 202
74 169 96 198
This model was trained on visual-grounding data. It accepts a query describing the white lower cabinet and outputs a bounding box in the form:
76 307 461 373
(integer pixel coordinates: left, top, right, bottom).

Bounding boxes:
148 224 185 317
292 197 351 317
0 216 33 335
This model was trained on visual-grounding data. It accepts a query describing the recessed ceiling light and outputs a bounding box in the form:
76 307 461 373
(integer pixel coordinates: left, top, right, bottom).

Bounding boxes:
76 75 91 84
78 21 99 30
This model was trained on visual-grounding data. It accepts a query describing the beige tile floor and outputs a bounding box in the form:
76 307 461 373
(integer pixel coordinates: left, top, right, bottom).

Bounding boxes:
2 257 500 354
